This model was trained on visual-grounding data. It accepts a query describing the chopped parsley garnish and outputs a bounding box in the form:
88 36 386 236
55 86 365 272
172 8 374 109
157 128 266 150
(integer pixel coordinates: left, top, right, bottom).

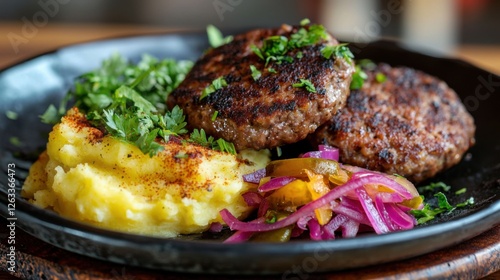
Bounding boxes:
206 24 233 48
211 110 218 121
321 43 354 63
300 18 310 26
276 146 282 157
410 181 474 224
267 67 277 74
410 192 474 224
417 181 451 193
375 72 387 83
9 137 22 147
40 53 237 157
350 65 368 90
293 79 316 93
455 188 467 195
250 65 261 81
251 20 328 66
175 152 188 159
200 76 227 100
5 110 18 120
190 129 236 154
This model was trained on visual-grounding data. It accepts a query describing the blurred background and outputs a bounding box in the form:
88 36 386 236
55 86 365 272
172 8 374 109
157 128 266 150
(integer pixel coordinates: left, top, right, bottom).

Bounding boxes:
0 0 499 73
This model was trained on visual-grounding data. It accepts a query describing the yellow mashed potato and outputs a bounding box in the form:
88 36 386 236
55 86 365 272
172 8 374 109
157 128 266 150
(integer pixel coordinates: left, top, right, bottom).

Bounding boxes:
22 108 270 237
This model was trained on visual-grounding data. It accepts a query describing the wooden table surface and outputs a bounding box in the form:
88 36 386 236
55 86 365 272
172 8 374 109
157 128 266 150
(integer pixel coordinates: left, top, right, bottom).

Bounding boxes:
0 22 499 279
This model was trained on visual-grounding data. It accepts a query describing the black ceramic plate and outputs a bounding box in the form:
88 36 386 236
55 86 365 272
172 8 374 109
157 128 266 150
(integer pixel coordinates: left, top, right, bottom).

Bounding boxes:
0 33 499 275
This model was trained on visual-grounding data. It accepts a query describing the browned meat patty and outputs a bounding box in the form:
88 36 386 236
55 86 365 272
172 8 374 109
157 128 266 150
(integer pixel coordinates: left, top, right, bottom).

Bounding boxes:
168 24 354 151
311 63 476 183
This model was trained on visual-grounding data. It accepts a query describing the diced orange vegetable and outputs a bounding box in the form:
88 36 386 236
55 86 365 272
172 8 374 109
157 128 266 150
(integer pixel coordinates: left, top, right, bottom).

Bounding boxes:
304 169 333 225
267 179 312 210
266 158 339 178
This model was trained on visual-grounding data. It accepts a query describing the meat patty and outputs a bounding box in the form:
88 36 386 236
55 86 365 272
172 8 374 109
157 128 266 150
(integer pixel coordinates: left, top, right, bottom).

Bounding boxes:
311 63 476 183
168 24 354 151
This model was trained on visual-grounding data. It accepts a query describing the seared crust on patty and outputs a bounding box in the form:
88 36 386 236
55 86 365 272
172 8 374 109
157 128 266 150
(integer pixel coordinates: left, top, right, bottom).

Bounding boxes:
168 24 354 151
311 63 475 183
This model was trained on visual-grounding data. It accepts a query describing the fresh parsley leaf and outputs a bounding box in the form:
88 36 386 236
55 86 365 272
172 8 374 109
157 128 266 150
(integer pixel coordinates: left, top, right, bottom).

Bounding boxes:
375 72 387 83
267 67 277 74
293 79 316 93
250 65 261 81
356 59 377 70
9 137 22 147
115 85 157 114
456 197 474 208
300 18 310 26
251 21 328 66
190 128 213 147
321 44 354 63
410 192 475 224
214 138 236 154
350 66 368 90
252 35 291 66
455 188 467 195
289 24 328 49
190 128 236 154
136 128 164 157
157 105 188 141
206 24 233 48
417 182 451 193
200 77 227 100
5 110 18 120
435 192 454 211
211 110 218 121
175 152 188 159
40 105 60 124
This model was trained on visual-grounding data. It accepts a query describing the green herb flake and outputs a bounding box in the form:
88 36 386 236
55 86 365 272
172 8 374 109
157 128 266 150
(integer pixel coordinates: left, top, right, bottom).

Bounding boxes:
206 24 233 48
40 105 59 124
9 137 22 147
5 110 18 120
456 197 474 208
375 72 387 83
174 152 188 159
357 59 377 70
267 67 277 74
190 128 236 155
293 79 316 93
296 51 303 59
410 192 475 224
455 188 467 195
251 20 328 66
321 44 354 63
350 66 368 90
200 77 227 100
276 146 282 157
250 65 261 81
300 18 310 26
211 110 218 121
418 181 451 193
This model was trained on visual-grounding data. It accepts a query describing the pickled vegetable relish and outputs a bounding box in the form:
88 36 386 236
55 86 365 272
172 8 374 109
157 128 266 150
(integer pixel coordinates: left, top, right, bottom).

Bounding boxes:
219 145 424 243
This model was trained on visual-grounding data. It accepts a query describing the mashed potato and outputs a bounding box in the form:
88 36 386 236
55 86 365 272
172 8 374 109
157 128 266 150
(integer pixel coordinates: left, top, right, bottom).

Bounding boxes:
22 108 270 237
